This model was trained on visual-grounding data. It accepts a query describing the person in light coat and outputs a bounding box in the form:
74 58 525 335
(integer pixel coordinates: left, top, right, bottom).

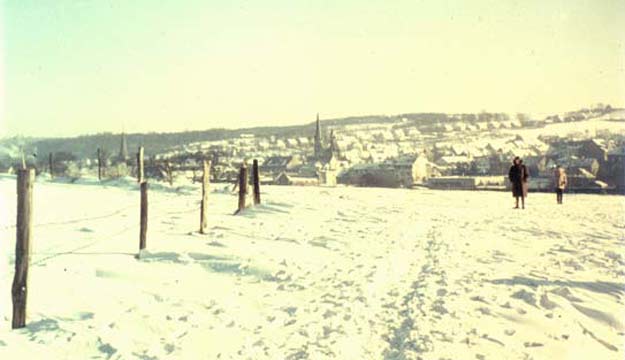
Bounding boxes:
553 165 567 204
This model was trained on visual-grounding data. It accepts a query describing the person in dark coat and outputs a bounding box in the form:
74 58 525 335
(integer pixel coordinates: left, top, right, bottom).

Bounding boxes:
508 156 529 209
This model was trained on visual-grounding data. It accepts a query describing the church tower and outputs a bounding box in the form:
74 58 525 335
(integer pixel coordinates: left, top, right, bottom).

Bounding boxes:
119 131 129 162
329 129 339 158
313 113 323 160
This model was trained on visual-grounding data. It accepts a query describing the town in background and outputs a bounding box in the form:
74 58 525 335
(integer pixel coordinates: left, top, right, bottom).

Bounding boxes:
1 104 623 194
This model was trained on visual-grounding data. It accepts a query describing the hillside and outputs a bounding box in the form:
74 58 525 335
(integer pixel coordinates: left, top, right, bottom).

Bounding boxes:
1 106 620 165
0 113 466 160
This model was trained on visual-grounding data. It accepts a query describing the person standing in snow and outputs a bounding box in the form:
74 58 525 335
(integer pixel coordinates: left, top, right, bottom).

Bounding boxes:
553 165 567 204
508 156 529 209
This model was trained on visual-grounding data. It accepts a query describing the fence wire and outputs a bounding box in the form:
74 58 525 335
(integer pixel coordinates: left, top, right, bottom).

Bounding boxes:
1 194 202 280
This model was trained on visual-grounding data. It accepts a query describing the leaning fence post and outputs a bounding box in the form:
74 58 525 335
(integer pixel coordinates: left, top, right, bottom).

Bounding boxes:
237 163 248 213
97 148 103 181
48 153 54 179
12 168 34 329
200 160 211 233
139 182 148 251
137 146 144 183
165 161 173 186
252 159 261 205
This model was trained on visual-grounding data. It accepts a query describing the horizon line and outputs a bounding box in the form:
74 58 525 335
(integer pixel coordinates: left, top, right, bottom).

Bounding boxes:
2 104 622 141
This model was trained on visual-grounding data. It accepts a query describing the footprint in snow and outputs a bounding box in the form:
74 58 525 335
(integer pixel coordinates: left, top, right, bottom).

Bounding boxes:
207 241 225 247
511 289 537 307
282 307 298 316
539 293 558 310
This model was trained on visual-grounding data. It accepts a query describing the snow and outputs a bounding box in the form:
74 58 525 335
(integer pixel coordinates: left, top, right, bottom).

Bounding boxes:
501 116 625 141
0 176 624 359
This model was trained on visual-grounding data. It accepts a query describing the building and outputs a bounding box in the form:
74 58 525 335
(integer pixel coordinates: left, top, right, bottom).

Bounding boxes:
118 131 129 163
105 131 131 178
313 113 323 160
385 153 430 185
605 146 625 191
261 155 303 176
337 152 430 188
0 163 15 174
427 177 476 190
523 156 548 177
274 172 319 186
312 114 340 164
338 164 399 187
547 139 607 163
473 156 492 175
318 164 338 187
579 139 608 162
567 158 600 176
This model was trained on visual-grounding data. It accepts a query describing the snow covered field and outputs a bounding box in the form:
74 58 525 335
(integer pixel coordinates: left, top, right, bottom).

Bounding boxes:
0 176 623 359
503 112 625 140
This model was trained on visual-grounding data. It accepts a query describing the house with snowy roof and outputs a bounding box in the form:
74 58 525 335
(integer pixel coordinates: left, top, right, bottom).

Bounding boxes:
567 158 600 176
604 146 625 191
261 155 303 176
476 122 489 131
338 152 430 188
488 122 501 130
274 172 319 186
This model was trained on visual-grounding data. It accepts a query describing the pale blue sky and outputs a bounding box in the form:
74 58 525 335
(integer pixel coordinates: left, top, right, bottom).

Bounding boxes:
1 0 624 137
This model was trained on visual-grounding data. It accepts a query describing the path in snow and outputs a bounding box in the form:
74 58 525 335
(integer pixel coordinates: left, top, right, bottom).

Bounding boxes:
0 177 623 359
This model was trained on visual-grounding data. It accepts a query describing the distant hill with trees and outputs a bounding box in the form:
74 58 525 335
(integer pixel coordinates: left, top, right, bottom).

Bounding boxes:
1 113 451 160
1 105 619 162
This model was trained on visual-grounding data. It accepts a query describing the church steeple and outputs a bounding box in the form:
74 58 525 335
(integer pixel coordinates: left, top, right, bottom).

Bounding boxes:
314 113 322 160
329 129 338 156
119 131 128 161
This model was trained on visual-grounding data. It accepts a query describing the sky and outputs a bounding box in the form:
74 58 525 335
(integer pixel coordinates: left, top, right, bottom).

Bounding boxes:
1 0 624 137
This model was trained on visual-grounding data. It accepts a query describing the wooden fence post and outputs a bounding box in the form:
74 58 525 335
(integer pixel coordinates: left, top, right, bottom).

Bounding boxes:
21 151 26 170
48 153 54 179
139 182 148 251
165 161 173 186
252 159 261 205
137 146 144 183
200 160 211 233
12 168 34 329
97 148 102 181
237 163 248 213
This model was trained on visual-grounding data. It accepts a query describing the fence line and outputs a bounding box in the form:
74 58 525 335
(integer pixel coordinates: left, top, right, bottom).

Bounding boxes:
0 201 202 283
3 194 251 268
4 156 266 328
32 202 201 265
0 198 170 231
